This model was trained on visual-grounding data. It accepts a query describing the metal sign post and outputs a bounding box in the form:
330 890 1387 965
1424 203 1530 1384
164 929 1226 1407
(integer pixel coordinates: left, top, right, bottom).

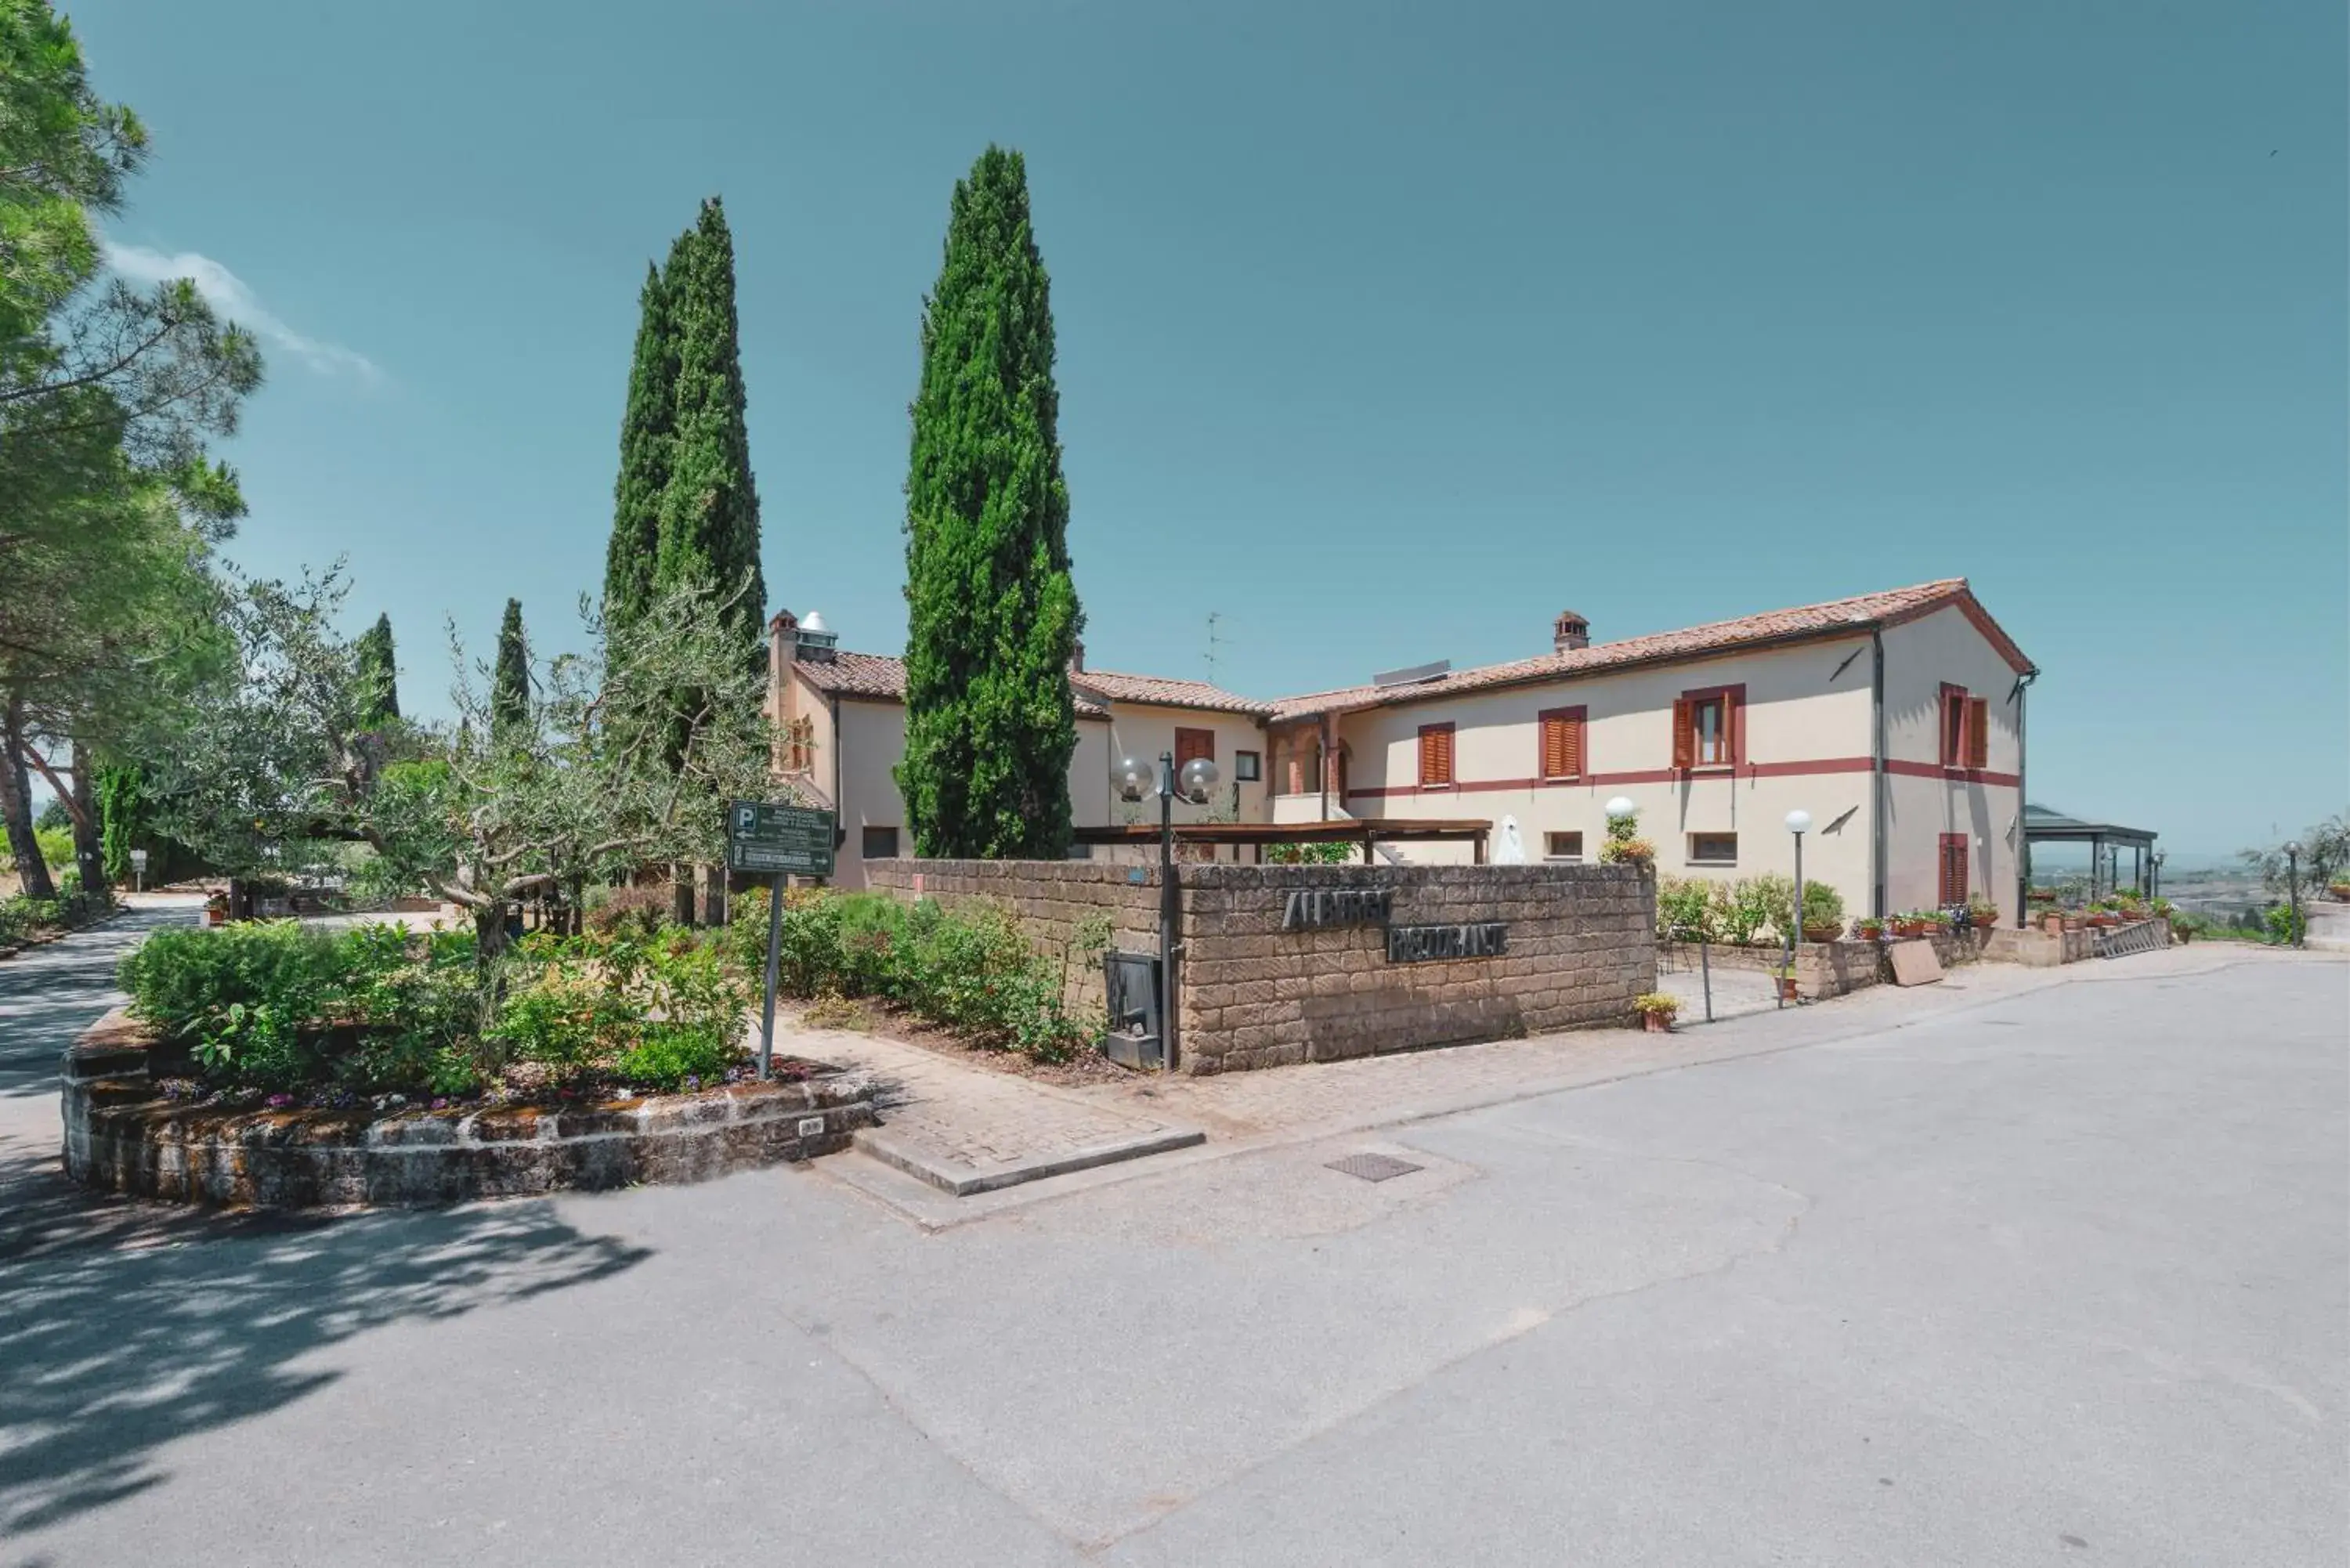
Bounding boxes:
128 847 148 894
727 801 837 1079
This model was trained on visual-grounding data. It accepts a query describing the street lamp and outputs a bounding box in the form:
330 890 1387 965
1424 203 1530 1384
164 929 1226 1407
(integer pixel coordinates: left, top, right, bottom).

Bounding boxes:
2283 840 2303 948
1783 809 1813 1006
1117 751 1220 1069
1604 796 1637 822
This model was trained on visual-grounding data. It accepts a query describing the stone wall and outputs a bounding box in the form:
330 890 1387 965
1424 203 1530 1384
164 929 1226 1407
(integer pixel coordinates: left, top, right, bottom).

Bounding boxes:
62 1009 875 1209
863 858 1161 1023
866 858 1656 1075
1174 863 1651 1074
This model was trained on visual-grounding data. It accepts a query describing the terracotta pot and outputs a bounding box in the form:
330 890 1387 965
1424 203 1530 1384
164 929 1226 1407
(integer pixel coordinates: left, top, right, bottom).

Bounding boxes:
2063 915 2084 932
2041 913 2064 934
1776 975 1800 1001
1802 922 1843 945
1641 1011 1672 1034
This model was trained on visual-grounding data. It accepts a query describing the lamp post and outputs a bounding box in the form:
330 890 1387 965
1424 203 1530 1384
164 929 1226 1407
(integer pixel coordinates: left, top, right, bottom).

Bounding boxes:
2283 840 2303 948
2149 850 2164 899
1783 809 1812 1006
1117 751 1220 1069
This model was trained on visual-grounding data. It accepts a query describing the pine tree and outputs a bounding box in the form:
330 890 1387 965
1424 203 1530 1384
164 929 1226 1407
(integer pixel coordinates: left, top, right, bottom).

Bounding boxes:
898 147 1083 859
493 598 529 736
353 612 399 726
655 197 766 659
604 261 677 630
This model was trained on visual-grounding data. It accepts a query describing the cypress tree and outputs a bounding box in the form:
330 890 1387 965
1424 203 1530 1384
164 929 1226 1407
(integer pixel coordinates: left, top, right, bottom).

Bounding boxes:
605 261 677 630
492 598 529 735
354 612 399 726
898 147 1083 859
656 197 766 659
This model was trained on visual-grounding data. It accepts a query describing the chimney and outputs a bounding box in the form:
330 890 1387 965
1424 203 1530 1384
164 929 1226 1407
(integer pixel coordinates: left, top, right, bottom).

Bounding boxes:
1553 609 1590 653
766 610 798 770
1069 638 1085 674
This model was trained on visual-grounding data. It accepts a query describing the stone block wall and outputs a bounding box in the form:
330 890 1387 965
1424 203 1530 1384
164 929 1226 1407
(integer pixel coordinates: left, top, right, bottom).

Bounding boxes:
865 858 1657 1074
863 858 1162 1023
1173 863 1654 1075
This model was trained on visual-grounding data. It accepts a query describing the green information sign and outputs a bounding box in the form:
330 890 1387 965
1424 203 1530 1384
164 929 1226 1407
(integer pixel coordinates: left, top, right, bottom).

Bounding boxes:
725 800 837 877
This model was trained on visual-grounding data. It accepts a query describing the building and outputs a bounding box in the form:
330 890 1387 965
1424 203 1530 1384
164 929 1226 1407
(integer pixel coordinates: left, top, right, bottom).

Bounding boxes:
765 613 1271 890
1265 579 2036 921
766 578 2037 922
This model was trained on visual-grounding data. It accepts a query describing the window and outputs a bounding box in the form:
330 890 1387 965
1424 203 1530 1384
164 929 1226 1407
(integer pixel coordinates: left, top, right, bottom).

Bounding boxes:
1234 750 1261 782
1672 687 1741 771
1544 830 1584 862
1417 723 1455 789
1938 833 1969 905
1687 831 1738 865
1174 727 1215 768
861 826 899 860
1940 687 1990 770
1539 706 1586 781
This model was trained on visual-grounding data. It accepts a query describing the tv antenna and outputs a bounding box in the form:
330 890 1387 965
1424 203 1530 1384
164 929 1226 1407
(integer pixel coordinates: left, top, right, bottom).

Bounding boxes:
1205 611 1226 685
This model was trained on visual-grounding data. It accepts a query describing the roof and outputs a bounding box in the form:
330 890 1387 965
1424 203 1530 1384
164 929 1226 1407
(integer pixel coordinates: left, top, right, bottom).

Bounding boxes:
1069 669 1274 717
2024 804 2157 843
1270 579 2032 723
792 650 1111 719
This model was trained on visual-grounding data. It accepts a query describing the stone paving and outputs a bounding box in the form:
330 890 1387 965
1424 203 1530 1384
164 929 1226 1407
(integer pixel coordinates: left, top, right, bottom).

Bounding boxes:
780 1021 1202 1195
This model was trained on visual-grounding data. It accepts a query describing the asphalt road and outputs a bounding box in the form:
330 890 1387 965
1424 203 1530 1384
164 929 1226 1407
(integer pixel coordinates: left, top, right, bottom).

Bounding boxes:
1 912 2342 1566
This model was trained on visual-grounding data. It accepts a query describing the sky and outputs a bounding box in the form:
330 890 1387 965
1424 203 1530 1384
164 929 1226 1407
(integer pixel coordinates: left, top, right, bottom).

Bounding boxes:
67 0 2345 859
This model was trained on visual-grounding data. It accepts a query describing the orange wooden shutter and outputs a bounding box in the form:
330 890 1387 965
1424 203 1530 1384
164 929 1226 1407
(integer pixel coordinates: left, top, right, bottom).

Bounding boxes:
1965 696 1989 769
1671 698 1694 771
1419 724 1453 787
1541 715 1567 779
1564 714 1584 778
1720 689 1740 768
1940 687 1961 767
1175 727 1214 767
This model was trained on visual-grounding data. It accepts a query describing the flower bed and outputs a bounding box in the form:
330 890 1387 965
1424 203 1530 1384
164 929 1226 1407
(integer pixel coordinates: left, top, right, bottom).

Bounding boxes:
62 1006 872 1207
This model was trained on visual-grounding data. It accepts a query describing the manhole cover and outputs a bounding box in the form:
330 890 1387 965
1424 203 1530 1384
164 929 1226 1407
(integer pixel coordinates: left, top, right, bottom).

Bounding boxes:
1326 1152 1423 1183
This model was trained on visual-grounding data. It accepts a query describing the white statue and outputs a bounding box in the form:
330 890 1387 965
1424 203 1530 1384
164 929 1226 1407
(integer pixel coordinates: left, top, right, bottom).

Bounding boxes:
1493 815 1528 865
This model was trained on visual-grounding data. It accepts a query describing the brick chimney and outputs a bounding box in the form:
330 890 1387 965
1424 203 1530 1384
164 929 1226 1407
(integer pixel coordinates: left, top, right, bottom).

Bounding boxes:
766 610 798 769
1553 609 1590 653
1069 638 1085 674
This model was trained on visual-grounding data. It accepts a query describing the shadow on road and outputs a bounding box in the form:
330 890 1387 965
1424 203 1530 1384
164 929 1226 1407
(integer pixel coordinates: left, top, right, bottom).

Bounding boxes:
0 1156 651 1539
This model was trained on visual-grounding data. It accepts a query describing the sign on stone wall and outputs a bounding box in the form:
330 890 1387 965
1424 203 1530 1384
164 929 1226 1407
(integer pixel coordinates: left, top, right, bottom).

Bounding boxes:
1386 922 1509 963
1281 887 1393 931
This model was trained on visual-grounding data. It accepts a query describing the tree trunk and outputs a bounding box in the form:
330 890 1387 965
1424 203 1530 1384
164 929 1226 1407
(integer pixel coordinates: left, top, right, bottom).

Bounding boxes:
69 742 107 901
0 699 57 902
671 863 696 927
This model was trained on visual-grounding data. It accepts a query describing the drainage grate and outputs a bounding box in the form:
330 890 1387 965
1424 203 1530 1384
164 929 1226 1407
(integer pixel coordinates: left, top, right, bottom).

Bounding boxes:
1326 1152 1423 1183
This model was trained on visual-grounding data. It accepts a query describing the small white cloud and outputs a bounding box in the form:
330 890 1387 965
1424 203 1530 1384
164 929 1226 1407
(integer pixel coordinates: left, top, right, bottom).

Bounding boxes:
102 240 382 383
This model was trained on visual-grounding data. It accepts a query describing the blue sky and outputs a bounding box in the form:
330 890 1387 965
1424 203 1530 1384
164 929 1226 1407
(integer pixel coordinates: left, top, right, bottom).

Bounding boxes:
71 0 2345 858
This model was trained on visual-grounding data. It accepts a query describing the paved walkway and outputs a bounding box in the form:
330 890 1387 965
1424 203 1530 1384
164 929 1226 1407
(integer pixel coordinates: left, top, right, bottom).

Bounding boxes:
797 941 2321 1221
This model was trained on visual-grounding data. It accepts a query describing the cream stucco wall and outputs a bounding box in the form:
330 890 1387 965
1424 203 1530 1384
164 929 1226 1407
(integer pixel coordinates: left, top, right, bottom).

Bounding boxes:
1329 641 1878 916
829 699 907 891
1101 703 1271 827
1880 604 2026 918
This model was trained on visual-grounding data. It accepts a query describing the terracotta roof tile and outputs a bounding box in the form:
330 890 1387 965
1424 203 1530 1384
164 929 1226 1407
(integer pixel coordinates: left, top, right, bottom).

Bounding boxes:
794 651 1110 718
1069 670 1273 717
1271 579 2026 722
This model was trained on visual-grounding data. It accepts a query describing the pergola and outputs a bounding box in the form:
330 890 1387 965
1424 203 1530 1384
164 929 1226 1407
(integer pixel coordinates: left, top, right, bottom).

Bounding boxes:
1072 818 1493 864
2024 804 2160 899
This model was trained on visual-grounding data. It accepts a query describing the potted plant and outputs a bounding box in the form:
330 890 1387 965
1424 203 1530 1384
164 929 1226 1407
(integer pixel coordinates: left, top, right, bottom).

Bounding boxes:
1966 896 2000 931
203 891 230 927
1632 992 1681 1033
1770 962 1800 1002
1889 911 1924 939
2041 909 2066 934
2331 880 2350 903
2062 908 2086 932
1797 880 1846 945
1852 916 1885 942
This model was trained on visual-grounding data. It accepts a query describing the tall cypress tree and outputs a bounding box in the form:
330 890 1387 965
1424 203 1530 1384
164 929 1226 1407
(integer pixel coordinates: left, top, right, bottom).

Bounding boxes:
898 147 1082 859
605 261 678 630
354 612 399 727
492 598 529 736
656 197 765 660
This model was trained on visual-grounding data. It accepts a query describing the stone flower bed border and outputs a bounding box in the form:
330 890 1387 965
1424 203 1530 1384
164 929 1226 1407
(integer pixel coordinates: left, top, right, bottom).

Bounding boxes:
61 1007 877 1209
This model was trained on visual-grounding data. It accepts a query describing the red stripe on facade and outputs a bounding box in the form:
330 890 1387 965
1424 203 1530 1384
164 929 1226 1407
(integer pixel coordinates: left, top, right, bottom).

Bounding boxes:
1342 755 1943 800
1882 758 2019 787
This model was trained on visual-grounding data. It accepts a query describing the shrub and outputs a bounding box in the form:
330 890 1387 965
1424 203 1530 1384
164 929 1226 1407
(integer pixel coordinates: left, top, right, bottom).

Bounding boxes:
1655 876 1718 941
1266 842 1356 865
615 1024 735 1091
2264 904 2306 945
1632 992 1680 1017
34 824 74 870
1716 879 1773 946
584 882 675 937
